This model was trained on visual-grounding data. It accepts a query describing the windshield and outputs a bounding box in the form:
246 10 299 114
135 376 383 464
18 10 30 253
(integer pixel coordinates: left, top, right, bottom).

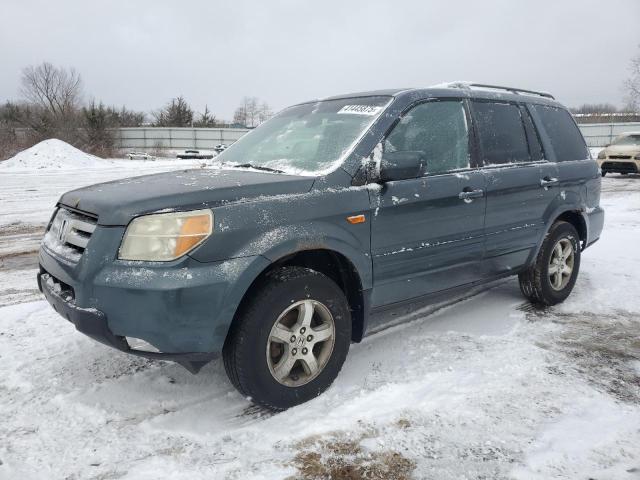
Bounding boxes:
612 134 640 146
217 96 391 175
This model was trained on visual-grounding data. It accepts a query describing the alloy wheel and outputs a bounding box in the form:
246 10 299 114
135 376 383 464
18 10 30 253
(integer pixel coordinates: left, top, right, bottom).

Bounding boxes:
266 299 336 387
548 238 575 291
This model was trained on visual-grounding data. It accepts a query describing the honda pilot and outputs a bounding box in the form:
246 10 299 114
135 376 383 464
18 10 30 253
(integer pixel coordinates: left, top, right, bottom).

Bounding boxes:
38 83 604 410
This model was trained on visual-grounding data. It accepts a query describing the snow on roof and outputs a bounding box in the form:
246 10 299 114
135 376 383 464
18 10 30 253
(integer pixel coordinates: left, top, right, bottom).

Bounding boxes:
0 139 108 171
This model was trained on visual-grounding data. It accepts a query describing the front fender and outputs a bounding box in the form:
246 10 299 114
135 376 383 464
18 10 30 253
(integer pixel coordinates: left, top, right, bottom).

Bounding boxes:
190 186 373 288
249 222 373 289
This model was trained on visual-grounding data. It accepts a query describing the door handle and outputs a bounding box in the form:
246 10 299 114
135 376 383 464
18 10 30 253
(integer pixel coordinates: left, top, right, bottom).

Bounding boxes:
540 177 559 188
458 188 484 203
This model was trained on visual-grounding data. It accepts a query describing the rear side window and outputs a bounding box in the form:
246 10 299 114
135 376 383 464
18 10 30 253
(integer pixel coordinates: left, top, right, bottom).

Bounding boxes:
520 106 544 161
384 100 469 175
472 102 529 165
530 105 588 161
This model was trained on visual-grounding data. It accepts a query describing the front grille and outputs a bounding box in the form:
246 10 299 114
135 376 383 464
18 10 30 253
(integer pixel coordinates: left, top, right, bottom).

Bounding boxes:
601 161 638 173
43 207 97 260
608 155 632 160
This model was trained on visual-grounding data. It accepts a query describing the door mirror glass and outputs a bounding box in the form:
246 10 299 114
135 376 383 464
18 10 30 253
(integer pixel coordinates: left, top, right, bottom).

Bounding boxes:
380 150 425 182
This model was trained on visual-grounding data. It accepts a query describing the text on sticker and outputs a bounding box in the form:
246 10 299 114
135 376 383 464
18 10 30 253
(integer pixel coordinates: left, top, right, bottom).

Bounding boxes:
337 105 383 116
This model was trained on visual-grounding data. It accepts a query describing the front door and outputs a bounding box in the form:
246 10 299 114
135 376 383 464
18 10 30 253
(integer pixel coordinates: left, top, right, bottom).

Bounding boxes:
370 99 486 308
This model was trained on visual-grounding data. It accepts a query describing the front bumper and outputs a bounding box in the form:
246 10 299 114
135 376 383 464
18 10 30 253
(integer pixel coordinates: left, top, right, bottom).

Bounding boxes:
598 159 640 174
38 271 216 373
38 220 270 371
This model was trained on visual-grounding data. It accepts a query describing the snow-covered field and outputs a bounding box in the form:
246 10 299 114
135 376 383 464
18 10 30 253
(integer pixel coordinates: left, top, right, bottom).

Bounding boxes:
0 142 639 479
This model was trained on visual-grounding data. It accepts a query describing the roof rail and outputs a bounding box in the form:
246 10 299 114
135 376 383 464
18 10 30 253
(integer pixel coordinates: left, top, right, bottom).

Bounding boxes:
444 81 555 100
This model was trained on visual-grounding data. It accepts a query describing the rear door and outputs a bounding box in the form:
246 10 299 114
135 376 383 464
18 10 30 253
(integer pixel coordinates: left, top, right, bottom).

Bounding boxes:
470 100 549 275
528 104 593 195
522 105 561 220
370 99 486 308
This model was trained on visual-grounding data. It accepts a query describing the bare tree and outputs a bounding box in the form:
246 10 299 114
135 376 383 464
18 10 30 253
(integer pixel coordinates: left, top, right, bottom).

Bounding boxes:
2 62 150 158
233 96 272 127
624 47 640 111
246 97 259 127
258 101 273 124
20 62 82 117
233 97 251 126
232 106 246 126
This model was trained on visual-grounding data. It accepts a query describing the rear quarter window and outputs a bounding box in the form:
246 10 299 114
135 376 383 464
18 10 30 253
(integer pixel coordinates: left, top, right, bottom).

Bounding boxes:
530 105 588 161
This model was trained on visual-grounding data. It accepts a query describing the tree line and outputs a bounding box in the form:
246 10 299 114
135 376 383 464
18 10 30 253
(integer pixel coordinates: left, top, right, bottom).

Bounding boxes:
2 49 640 160
0 62 273 159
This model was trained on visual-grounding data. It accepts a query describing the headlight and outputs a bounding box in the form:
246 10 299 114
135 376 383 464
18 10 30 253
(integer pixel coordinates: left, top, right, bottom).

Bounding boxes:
119 209 213 261
597 150 606 160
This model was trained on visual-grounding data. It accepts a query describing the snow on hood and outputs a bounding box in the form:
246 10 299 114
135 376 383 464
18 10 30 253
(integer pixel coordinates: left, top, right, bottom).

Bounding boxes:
59 168 315 226
0 139 109 170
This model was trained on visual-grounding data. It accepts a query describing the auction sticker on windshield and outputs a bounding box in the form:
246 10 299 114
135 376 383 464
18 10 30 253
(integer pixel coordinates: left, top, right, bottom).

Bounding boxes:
337 105 383 115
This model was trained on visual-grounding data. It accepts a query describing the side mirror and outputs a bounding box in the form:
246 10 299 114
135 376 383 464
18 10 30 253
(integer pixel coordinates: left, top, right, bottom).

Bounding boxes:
379 151 425 182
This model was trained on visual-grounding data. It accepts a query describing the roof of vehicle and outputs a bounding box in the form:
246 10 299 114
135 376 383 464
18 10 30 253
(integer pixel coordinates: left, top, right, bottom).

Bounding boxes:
322 88 411 100
317 82 562 107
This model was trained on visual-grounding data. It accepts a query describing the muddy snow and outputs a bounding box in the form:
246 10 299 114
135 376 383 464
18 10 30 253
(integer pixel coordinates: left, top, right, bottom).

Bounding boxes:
0 145 639 478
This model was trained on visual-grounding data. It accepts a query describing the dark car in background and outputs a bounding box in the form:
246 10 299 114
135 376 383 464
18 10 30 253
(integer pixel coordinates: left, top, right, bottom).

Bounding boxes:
38 83 604 410
176 149 214 159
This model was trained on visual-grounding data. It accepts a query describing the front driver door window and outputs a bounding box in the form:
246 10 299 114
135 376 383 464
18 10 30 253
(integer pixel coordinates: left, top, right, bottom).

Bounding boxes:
384 100 470 175
369 100 487 315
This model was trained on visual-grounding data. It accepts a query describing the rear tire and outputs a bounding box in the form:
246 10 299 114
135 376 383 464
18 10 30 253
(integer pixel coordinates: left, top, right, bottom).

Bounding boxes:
518 221 581 306
223 266 351 410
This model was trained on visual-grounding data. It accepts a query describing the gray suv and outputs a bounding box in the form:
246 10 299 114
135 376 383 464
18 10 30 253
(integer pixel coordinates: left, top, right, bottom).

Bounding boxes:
38 83 604 410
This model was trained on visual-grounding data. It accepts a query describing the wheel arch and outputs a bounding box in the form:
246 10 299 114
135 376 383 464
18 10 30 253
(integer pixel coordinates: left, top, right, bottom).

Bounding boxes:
229 248 369 345
527 207 589 267
555 210 588 248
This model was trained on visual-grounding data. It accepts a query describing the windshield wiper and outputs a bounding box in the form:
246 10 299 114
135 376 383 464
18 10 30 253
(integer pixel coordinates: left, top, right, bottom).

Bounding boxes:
233 163 284 174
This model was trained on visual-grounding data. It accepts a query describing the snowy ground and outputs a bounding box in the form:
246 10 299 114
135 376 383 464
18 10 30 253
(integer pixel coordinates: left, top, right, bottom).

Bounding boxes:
1 146 639 478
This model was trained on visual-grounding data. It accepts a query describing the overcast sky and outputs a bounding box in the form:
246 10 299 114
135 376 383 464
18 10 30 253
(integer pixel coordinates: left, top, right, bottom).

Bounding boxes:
1 0 639 119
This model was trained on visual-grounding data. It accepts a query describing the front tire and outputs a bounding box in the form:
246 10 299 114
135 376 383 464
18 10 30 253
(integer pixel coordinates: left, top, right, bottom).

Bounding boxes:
223 266 351 410
518 221 581 306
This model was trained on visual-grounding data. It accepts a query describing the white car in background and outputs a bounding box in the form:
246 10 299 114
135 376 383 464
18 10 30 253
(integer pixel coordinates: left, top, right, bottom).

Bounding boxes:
214 144 227 153
126 152 155 160
597 132 640 176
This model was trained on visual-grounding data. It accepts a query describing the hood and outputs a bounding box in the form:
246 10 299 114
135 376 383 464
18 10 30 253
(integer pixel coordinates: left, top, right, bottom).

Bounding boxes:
603 144 640 156
59 168 315 226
